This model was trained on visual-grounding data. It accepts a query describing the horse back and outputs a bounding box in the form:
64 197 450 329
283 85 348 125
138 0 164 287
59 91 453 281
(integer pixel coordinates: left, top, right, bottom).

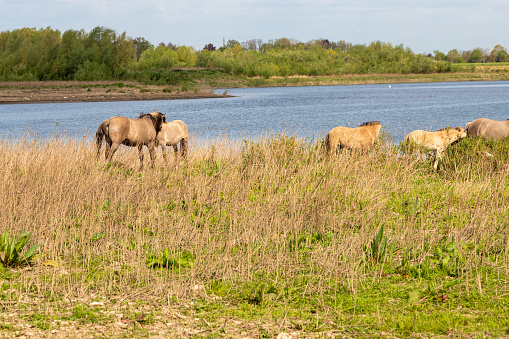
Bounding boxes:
108 116 157 145
467 118 509 139
159 120 189 145
171 120 189 137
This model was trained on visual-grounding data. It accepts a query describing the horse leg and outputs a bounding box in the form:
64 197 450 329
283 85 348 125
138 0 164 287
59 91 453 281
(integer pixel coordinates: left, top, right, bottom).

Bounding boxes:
161 145 169 162
173 144 179 157
433 149 443 172
104 142 110 161
138 144 145 170
105 140 118 162
95 137 102 160
148 144 156 168
180 138 188 158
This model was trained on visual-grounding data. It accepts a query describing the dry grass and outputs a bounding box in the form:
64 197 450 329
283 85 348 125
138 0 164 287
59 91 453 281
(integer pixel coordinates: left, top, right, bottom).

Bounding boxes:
1 133 509 337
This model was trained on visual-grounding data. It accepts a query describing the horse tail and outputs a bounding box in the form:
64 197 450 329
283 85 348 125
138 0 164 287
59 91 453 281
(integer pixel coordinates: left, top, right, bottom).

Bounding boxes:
95 120 110 158
324 133 331 154
465 121 471 134
180 121 189 158
180 137 188 158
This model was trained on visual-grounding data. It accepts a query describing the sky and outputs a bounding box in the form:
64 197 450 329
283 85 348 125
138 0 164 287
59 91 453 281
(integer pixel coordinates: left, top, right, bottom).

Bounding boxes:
0 0 508 54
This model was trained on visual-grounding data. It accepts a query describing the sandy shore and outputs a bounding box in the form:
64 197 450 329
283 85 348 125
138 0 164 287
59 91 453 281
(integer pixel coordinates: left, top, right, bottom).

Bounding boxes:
0 81 230 104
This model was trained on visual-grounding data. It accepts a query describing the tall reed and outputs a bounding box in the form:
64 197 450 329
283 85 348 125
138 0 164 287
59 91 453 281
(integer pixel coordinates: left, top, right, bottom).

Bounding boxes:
1 133 508 335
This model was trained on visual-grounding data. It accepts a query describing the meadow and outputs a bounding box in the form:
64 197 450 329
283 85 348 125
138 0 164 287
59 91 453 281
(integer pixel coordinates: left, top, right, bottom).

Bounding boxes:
1 132 509 337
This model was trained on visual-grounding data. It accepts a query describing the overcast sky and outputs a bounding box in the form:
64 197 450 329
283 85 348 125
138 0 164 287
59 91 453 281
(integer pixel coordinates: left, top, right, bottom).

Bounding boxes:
0 0 507 54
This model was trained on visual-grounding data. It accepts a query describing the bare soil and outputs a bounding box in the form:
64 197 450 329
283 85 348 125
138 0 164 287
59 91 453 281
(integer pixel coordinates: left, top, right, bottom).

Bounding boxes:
0 81 230 104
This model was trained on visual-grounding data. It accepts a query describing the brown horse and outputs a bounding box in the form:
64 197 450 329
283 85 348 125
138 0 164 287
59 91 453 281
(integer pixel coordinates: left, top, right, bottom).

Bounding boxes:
95 110 166 169
156 120 189 159
404 127 467 171
325 121 382 154
465 118 509 139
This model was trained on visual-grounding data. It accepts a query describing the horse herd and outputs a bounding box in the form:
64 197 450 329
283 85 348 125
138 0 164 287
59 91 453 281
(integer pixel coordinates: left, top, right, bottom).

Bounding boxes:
95 110 188 169
94 110 509 170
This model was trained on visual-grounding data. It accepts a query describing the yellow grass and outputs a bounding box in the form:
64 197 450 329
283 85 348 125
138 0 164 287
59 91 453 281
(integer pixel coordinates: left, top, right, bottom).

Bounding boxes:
1 133 509 336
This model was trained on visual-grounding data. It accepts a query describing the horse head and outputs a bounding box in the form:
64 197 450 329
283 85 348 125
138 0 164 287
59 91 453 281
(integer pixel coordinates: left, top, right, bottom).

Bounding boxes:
139 110 166 133
151 110 166 132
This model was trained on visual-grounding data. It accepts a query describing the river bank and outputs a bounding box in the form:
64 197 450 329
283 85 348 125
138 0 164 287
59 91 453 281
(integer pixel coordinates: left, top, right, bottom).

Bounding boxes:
1 69 509 104
0 81 230 104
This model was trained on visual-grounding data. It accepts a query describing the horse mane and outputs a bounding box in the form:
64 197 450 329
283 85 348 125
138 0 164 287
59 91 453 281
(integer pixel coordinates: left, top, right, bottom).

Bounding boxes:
359 121 381 127
437 127 462 132
137 112 164 132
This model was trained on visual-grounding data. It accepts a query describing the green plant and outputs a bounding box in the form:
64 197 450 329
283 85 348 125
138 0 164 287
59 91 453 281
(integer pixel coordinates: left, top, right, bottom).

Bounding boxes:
0 230 43 267
365 225 395 264
146 249 194 269
402 196 420 220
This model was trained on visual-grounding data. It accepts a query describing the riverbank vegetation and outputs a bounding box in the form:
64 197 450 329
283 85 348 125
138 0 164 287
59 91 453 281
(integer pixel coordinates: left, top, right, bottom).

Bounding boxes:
1 26 509 87
1 133 509 337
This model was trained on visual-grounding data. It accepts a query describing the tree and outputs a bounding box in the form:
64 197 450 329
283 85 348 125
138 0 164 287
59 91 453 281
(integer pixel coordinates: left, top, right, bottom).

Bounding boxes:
203 43 216 51
274 38 292 49
333 40 351 51
242 39 262 51
445 49 461 63
225 39 240 49
133 37 152 60
489 44 507 62
434 50 445 61
498 49 509 62
321 39 331 49
469 49 483 63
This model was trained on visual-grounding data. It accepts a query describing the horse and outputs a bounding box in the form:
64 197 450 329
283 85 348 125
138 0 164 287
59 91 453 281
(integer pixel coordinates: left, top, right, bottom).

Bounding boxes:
404 127 467 171
95 110 166 169
465 118 509 139
156 120 189 159
325 121 382 155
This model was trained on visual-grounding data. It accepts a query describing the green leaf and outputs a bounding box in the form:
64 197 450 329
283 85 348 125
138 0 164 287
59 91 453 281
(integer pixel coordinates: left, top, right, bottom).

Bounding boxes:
0 230 9 250
20 242 43 262
14 231 31 253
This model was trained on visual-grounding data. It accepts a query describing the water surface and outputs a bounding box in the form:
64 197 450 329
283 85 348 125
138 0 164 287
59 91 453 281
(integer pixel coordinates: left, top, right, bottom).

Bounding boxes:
1 81 508 143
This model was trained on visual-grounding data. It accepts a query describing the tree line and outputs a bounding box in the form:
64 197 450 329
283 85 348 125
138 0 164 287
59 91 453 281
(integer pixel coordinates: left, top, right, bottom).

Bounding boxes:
0 26 507 82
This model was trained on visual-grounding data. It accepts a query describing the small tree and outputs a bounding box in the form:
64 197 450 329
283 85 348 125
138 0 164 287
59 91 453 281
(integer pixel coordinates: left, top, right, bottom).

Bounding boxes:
446 49 461 63
225 39 241 49
434 50 446 61
498 49 509 62
489 45 508 62
203 43 216 51
469 49 483 63
133 37 152 61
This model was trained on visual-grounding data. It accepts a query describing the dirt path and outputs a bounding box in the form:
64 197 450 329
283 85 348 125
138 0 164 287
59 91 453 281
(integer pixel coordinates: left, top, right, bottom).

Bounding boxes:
0 81 230 104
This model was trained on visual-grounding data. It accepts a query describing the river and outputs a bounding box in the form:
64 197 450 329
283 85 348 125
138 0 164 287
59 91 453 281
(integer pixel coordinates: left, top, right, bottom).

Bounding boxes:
1 81 508 143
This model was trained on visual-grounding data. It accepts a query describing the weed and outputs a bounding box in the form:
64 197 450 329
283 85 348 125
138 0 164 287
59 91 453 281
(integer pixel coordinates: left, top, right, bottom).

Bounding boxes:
365 225 396 264
0 230 43 267
146 249 194 269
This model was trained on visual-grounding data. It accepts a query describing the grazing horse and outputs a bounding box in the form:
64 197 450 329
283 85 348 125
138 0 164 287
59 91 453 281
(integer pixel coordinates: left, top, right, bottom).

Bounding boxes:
95 110 166 169
156 120 189 159
325 121 382 154
404 127 467 171
465 118 509 139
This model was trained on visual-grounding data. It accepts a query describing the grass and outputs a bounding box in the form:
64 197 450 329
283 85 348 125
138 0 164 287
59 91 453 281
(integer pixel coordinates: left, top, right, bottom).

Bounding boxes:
2 64 509 94
1 133 509 337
